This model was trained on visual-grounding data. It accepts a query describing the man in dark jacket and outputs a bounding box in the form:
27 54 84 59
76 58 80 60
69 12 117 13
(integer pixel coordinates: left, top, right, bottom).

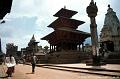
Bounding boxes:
31 55 37 74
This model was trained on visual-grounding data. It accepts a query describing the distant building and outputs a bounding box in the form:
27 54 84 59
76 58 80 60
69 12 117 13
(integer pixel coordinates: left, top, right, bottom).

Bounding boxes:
100 5 120 53
84 44 92 53
6 43 18 57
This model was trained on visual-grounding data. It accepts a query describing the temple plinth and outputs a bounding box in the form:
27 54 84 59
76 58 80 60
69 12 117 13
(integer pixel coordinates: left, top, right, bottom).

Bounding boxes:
41 8 90 63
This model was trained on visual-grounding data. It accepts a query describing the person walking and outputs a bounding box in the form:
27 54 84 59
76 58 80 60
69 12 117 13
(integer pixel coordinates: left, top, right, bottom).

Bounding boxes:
5 54 16 77
31 55 37 74
22 55 26 65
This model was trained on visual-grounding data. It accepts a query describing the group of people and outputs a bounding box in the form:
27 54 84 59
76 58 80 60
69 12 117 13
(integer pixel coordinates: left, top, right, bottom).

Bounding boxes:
4 54 37 77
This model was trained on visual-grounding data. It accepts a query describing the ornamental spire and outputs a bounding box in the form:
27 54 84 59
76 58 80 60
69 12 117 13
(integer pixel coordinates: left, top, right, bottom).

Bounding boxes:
108 4 110 8
91 0 94 2
107 4 113 13
30 34 36 42
64 5 66 9
90 0 94 5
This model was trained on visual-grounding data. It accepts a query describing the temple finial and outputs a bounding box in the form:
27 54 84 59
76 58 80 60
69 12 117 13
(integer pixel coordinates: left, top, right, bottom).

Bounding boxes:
108 4 110 8
107 4 113 12
95 2 96 5
91 0 94 2
31 34 35 41
64 5 66 9
90 0 94 5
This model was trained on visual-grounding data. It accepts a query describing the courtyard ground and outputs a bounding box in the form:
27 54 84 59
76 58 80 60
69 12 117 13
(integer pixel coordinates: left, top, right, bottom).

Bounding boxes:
0 63 120 79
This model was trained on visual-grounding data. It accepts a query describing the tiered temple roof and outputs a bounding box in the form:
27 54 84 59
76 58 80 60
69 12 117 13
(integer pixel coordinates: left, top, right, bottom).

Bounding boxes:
53 8 77 18
48 17 85 29
41 8 90 51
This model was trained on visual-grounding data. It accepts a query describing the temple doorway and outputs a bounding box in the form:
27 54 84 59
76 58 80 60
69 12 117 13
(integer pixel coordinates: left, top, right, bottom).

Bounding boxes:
101 41 114 52
106 41 114 52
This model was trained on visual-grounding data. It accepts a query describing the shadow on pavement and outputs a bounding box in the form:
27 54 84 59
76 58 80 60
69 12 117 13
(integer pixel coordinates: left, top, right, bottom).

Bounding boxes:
41 66 120 77
26 72 34 74
0 76 8 78
26 64 120 77
38 64 120 73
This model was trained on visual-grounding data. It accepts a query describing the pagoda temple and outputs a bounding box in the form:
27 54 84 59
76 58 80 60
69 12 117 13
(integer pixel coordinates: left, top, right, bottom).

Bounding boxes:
41 8 91 63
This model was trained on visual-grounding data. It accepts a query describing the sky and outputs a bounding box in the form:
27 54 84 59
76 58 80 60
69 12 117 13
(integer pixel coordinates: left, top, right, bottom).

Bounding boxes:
0 0 120 53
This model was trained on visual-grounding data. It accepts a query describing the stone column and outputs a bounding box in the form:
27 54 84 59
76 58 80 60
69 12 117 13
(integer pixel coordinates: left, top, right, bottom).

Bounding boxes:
54 45 55 52
52 45 53 52
79 44 81 51
86 0 101 65
50 44 51 52
86 0 99 56
82 43 84 52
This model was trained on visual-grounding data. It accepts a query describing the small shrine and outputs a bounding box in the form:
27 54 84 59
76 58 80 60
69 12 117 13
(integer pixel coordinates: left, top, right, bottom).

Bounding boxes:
24 35 39 62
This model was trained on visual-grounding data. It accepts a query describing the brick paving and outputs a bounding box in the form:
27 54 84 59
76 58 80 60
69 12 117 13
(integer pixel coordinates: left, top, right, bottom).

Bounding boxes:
0 64 120 79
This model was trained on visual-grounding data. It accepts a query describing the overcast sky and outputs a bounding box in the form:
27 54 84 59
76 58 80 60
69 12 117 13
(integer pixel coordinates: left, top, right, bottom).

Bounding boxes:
0 0 120 52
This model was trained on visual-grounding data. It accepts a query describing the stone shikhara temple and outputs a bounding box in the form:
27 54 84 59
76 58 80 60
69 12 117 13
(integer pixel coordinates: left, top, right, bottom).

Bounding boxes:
100 5 120 63
41 8 91 63
100 5 120 53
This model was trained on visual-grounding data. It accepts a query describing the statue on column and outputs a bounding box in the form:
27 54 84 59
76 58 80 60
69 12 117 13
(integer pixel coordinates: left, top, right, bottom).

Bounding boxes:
86 0 101 65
